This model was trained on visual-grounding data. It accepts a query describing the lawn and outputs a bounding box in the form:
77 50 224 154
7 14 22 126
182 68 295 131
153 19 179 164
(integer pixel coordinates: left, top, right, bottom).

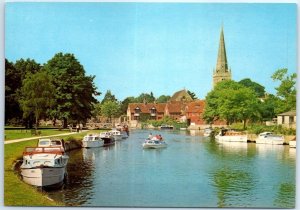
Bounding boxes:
4 129 70 141
4 130 97 206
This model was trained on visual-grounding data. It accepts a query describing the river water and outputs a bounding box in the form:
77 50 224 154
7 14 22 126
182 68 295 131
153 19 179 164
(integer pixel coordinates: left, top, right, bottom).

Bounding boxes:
47 129 296 208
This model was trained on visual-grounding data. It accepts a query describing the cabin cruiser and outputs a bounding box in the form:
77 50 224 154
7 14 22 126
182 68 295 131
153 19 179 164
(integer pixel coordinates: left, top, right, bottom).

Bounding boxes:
143 135 167 149
203 128 213 137
82 134 104 148
110 129 123 141
215 129 248 143
99 132 116 146
20 138 69 187
160 124 174 130
256 132 284 145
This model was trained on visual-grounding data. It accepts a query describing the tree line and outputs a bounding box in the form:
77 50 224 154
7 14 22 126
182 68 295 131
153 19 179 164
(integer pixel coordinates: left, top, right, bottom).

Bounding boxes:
203 69 297 129
5 53 99 130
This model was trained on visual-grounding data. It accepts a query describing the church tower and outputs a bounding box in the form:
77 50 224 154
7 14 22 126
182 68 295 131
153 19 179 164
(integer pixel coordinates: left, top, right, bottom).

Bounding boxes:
213 26 231 88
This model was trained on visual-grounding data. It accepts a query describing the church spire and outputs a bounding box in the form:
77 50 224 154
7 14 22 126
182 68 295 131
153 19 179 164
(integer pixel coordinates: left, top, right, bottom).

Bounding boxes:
212 26 232 88
216 26 229 73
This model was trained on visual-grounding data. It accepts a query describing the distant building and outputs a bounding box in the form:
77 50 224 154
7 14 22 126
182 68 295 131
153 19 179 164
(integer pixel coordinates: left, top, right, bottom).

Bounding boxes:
213 27 232 88
277 110 296 129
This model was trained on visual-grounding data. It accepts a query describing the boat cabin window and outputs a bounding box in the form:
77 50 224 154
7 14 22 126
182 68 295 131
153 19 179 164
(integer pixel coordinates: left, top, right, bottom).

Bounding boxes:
38 140 50 146
51 140 62 146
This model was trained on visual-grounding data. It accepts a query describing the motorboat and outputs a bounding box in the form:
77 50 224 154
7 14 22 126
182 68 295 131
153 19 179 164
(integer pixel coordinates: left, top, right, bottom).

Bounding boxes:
289 138 296 148
20 138 69 187
160 124 174 130
215 129 248 143
256 132 284 145
143 135 167 149
203 128 213 137
82 134 104 148
100 132 116 146
110 129 123 141
143 139 167 149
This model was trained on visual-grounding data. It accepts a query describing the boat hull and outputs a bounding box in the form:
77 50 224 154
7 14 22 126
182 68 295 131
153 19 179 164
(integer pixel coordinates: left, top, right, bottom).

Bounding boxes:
142 143 167 149
82 140 104 148
21 167 66 187
216 135 248 142
256 138 284 145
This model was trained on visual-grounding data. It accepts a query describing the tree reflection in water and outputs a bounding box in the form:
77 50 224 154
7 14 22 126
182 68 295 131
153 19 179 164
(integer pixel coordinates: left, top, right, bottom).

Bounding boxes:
274 182 295 208
212 168 254 207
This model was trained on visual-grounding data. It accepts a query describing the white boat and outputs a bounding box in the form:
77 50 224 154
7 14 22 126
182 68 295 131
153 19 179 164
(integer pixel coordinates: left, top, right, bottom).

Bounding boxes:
256 132 284 145
82 134 104 148
143 139 167 149
203 128 213 137
290 138 296 148
215 129 247 143
100 132 116 146
110 129 123 141
20 138 69 187
160 124 174 130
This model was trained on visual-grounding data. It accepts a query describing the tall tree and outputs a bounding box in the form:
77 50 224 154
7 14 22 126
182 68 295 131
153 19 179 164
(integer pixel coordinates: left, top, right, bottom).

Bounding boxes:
187 90 197 100
238 78 265 98
271 68 296 112
19 71 55 132
101 90 117 104
101 101 121 123
5 58 41 126
203 80 260 129
44 52 99 127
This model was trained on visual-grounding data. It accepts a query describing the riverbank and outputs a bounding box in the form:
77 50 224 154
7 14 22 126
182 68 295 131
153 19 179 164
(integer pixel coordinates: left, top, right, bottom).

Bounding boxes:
4 130 96 206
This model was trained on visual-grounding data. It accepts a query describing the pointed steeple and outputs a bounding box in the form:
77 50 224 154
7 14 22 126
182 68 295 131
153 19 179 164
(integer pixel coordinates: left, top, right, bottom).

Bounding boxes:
216 26 229 73
212 26 232 88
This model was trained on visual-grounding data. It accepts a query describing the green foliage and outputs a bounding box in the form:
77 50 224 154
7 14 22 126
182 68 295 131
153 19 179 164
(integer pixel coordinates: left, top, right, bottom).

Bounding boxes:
238 78 265 98
101 101 121 121
271 68 296 112
230 122 296 135
120 96 136 114
139 113 150 122
44 52 99 126
203 80 261 129
147 116 186 129
101 90 117 104
136 92 155 103
19 71 56 130
187 90 197 100
156 95 171 103
91 102 102 118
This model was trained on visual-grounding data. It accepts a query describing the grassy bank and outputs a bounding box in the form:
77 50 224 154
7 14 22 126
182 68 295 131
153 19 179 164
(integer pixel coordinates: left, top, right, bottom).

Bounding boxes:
4 130 97 206
4 129 70 141
229 123 296 135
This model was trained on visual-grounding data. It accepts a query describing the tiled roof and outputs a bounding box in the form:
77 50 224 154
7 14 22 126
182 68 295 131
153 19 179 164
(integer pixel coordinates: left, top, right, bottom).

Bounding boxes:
170 89 193 102
128 103 166 113
166 101 185 113
186 100 205 113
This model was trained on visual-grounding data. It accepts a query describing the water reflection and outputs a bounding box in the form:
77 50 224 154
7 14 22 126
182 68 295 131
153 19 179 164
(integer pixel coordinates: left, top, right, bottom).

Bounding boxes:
274 182 295 208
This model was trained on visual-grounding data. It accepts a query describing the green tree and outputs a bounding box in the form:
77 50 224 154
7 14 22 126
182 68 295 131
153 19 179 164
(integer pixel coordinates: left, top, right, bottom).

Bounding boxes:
19 71 55 132
187 90 197 100
271 68 296 112
44 52 99 127
91 102 102 118
156 95 171 103
203 80 260 129
238 78 265 98
101 101 121 123
101 90 117 104
5 58 42 127
136 92 155 103
120 96 136 114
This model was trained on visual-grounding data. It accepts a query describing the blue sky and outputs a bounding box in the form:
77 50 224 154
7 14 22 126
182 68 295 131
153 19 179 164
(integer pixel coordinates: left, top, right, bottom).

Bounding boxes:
5 3 297 101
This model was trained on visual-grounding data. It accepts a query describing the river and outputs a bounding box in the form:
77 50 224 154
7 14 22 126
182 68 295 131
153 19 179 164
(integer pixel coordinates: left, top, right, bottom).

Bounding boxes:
47 129 296 208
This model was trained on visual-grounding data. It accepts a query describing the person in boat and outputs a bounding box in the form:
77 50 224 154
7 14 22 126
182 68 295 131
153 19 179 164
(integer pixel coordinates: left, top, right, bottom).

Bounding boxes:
148 133 153 139
158 134 163 141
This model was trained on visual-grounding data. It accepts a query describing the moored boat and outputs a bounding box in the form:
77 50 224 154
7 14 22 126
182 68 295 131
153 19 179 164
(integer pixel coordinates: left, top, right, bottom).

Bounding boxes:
100 132 116 146
110 129 123 141
256 132 284 145
215 129 247 143
82 134 104 148
160 124 174 130
20 138 69 187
